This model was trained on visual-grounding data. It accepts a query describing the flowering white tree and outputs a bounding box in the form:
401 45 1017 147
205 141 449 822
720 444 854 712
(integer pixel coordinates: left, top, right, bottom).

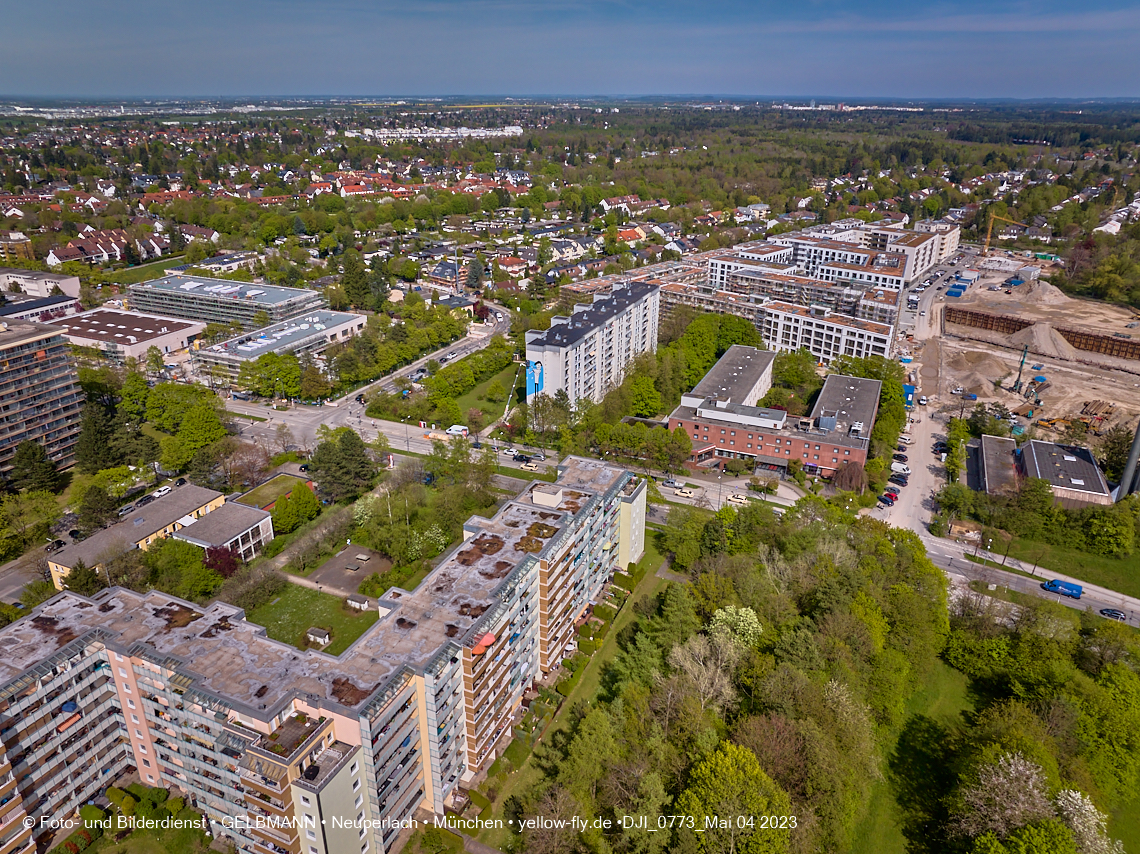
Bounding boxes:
953 752 1054 839
709 605 762 647
1054 790 1124 854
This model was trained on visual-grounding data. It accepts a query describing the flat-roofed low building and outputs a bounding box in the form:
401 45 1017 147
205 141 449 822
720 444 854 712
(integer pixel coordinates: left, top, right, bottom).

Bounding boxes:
129 273 325 328
0 266 80 298
172 500 274 561
0 293 82 323
685 345 775 408
1019 439 1112 507
47 485 226 588
759 300 893 364
45 308 205 361
193 309 367 382
980 434 1019 497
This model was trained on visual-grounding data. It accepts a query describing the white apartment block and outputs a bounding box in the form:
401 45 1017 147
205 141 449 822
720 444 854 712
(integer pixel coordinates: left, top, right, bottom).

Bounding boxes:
759 300 893 364
706 243 795 290
525 281 660 403
913 219 961 261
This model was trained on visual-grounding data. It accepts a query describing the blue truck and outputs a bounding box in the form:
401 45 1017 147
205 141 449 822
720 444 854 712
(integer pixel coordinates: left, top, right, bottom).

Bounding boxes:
1042 579 1083 599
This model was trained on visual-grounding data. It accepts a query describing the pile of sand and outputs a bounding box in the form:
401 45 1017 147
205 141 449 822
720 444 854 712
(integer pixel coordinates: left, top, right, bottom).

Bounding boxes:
958 372 994 395
1009 322 1080 361
1021 281 1071 306
949 350 1011 378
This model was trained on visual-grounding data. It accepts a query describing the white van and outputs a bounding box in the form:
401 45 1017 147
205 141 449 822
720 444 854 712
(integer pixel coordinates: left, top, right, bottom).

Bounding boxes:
445 425 469 438
898 435 912 445
891 462 911 475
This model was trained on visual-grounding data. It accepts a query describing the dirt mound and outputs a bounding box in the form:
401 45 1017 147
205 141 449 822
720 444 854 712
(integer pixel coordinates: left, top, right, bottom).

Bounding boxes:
948 350 1009 379
1021 281 1070 306
959 372 994 395
1009 322 1080 361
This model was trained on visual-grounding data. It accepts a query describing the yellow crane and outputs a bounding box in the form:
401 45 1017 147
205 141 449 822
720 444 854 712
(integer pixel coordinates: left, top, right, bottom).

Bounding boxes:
983 211 1030 256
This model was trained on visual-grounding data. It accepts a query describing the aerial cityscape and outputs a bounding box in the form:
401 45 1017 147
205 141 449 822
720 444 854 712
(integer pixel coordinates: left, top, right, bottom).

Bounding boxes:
1 4 1139 854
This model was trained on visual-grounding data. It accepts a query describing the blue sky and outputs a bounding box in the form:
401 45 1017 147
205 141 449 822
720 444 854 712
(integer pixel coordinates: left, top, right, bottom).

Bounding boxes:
4 0 1139 98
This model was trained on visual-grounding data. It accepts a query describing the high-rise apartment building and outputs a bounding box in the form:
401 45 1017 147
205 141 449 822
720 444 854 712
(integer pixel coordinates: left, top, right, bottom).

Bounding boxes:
0 318 84 473
0 458 646 854
524 281 660 403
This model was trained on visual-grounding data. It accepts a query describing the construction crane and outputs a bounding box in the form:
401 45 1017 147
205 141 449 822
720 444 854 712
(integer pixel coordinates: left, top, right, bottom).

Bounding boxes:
983 211 1030 257
1010 345 1029 393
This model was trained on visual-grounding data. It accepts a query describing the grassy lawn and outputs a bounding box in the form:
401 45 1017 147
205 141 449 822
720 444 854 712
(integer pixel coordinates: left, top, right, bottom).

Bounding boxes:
246 584 378 655
236 473 305 509
1110 787 1140 851
107 254 187 285
1004 537 1140 599
849 660 974 854
477 541 669 850
89 810 211 854
454 362 522 422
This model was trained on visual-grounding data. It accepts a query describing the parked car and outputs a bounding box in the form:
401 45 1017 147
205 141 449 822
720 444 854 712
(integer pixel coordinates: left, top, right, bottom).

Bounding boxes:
174 477 187 487
471 440 482 449
299 464 309 472
45 539 66 553
118 504 135 517
68 529 84 541
502 447 517 456
135 495 155 508
520 462 541 472
533 452 546 461
513 454 531 463
885 486 901 496
726 493 748 505
877 494 895 506
893 453 908 463
933 441 949 452
662 478 679 488
918 395 928 405
152 486 172 498
355 394 365 404
674 488 695 498
1099 608 1127 622
888 474 909 487
896 445 907 453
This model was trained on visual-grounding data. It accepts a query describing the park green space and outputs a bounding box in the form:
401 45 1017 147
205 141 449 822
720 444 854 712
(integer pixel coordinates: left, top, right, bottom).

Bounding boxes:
246 584 378 655
106 254 187 285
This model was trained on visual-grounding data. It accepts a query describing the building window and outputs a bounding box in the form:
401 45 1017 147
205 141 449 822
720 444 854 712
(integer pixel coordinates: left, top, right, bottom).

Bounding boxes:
131 714 139 724
307 830 317 841
122 684 131 694
814 445 820 450
141 758 151 768
118 667 128 678
135 729 143 739
146 774 154 783
301 796 311 807
351 761 359 775
813 455 819 460
355 794 363 809
844 450 850 455
138 744 146 754
127 699 135 709
352 778 361 792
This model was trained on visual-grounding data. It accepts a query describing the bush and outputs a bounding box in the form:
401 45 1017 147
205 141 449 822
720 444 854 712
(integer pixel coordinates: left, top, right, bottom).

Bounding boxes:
468 790 491 811
504 737 532 767
610 573 635 592
578 639 597 655
556 666 586 697
593 604 617 622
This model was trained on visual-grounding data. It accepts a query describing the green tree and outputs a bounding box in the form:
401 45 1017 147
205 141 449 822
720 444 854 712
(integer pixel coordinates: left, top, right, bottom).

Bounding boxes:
178 406 227 453
1097 425 1134 483
558 707 616 805
272 492 299 534
629 375 663 418
290 485 321 523
64 559 106 596
75 403 122 474
309 428 378 502
675 742 792 854
78 485 119 532
8 441 61 493
118 370 150 426
300 366 332 401
145 346 165 378
341 249 369 307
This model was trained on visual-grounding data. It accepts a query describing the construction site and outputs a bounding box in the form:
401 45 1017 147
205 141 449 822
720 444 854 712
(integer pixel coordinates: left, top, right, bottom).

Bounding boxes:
927 272 1140 443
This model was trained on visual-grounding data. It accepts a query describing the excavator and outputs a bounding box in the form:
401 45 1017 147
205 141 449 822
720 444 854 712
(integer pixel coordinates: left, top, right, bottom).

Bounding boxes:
1010 345 1028 393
